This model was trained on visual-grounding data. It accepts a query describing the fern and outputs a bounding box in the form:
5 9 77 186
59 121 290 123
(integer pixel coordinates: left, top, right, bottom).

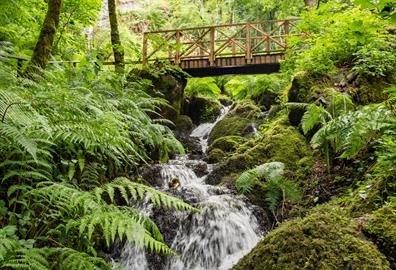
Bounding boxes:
50 248 109 270
236 162 301 215
236 162 285 194
301 104 331 134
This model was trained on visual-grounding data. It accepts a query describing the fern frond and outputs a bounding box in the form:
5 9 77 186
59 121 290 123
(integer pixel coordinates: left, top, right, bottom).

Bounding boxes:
50 247 109 270
236 162 285 194
95 177 197 212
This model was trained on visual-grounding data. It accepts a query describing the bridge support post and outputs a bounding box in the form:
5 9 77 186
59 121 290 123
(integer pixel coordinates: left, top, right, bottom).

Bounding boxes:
245 23 252 64
175 31 181 64
209 27 215 66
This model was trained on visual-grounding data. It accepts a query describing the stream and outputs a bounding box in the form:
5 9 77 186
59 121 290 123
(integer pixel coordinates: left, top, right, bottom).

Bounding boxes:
120 107 264 270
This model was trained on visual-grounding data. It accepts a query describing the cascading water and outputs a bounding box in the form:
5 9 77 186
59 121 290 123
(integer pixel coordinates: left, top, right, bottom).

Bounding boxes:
120 106 263 270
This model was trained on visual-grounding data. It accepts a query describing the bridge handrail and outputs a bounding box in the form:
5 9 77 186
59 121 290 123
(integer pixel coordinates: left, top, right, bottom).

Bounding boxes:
142 18 301 66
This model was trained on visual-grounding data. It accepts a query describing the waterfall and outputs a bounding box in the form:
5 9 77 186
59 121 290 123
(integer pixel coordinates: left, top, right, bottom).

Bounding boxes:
120 106 263 270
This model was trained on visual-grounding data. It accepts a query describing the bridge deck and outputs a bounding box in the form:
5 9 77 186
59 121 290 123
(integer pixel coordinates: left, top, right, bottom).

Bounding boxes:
142 19 299 76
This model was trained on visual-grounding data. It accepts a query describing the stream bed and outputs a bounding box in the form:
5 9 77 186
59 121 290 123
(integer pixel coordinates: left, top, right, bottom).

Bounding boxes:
120 107 264 270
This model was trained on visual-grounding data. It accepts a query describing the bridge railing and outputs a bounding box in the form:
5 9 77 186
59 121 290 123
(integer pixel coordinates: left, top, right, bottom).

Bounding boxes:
142 18 300 66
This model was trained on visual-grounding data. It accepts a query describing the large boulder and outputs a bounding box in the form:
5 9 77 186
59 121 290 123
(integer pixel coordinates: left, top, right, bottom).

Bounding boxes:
232 209 391 270
287 71 320 126
128 64 188 123
206 115 313 186
208 100 262 145
364 200 396 268
183 95 222 125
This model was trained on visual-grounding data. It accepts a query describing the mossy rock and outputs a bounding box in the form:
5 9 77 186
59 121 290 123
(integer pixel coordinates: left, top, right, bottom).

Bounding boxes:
209 136 247 153
128 64 188 122
364 200 396 268
207 148 226 164
232 209 391 270
208 116 255 145
183 95 222 124
206 116 313 186
287 71 327 126
208 100 262 145
350 72 396 105
174 115 193 135
227 100 262 119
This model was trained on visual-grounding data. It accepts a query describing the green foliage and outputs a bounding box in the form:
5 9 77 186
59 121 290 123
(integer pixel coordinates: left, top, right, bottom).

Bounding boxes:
185 77 221 98
225 74 287 101
0 62 194 268
284 2 393 75
236 162 285 194
311 104 392 159
352 39 396 77
236 162 301 213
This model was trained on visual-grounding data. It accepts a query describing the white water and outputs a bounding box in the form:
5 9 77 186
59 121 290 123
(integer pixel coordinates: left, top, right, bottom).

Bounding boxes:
120 106 262 270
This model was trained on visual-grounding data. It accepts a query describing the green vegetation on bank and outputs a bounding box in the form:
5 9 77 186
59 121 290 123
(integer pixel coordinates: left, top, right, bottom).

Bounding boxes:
1 0 396 269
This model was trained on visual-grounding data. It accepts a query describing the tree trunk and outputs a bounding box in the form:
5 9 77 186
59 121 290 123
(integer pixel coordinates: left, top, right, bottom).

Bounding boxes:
108 0 125 73
304 0 316 7
25 0 63 75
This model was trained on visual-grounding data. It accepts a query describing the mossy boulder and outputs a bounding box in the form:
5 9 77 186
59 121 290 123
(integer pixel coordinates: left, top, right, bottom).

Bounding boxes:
232 209 391 270
364 200 396 268
208 117 255 145
350 72 396 105
174 115 193 135
183 95 222 125
206 116 313 185
209 136 247 153
207 148 226 163
128 64 188 122
208 100 261 145
287 71 321 126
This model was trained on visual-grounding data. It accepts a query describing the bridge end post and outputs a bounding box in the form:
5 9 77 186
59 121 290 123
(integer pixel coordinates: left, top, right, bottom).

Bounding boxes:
209 27 215 66
245 23 252 64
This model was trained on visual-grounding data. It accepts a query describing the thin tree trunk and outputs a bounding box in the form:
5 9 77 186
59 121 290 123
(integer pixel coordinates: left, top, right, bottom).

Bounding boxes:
304 0 316 7
25 0 63 76
108 0 125 73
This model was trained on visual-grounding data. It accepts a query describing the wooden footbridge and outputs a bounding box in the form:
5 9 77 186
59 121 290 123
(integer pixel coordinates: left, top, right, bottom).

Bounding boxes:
143 19 300 76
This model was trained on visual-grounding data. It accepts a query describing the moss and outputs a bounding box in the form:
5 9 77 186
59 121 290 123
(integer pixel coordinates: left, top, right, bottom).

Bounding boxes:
350 72 396 104
208 116 254 145
127 64 188 122
241 119 313 178
232 209 391 270
183 95 222 124
287 71 330 126
364 199 396 268
227 99 262 119
207 148 226 164
207 100 262 145
174 115 193 134
206 118 313 186
208 136 247 153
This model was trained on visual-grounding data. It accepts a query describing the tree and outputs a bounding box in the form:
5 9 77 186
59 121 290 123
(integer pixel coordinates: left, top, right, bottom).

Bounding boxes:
108 0 125 73
304 0 316 7
25 0 63 75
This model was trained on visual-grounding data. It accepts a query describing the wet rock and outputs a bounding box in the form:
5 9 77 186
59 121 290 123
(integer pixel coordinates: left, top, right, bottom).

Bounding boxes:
138 164 163 187
183 95 222 125
174 114 193 137
178 136 203 159
187 161 208 177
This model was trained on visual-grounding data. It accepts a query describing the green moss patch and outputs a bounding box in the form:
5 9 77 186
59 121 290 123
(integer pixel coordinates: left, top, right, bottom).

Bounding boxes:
232 209 391 270
364 199 396 268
